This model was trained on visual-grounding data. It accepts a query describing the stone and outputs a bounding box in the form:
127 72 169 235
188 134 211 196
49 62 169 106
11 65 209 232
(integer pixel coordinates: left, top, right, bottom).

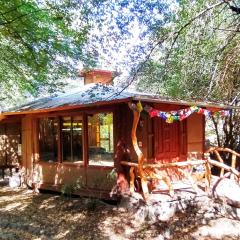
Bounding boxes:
9 173 21 188
193 218 240 239
213 178 240 208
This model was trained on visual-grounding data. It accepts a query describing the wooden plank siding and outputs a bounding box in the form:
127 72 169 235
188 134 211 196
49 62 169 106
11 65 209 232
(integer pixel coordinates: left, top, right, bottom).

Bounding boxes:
3 101 204 197
187 113 205 159
0 121 21 168
20 104 123 195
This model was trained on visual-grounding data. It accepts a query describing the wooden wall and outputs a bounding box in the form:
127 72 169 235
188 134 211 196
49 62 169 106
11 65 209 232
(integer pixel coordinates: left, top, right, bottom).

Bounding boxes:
114 102 205 163
0 121 21 167
187 113 204 158
21 110 118 194
18 102 205 194
21 116 39 185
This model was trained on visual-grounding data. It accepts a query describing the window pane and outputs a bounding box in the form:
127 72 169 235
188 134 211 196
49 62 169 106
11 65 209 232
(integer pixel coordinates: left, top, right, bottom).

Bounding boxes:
39 118 58 162
72 116 83 162
62 117 71 162
61 116 83 163
88 113 114 166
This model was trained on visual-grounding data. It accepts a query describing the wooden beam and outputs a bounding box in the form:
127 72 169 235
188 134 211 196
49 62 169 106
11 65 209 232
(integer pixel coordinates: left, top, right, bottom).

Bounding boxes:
121 159 206 168
208 159 240 178
82 113 88 168
207 147 240 158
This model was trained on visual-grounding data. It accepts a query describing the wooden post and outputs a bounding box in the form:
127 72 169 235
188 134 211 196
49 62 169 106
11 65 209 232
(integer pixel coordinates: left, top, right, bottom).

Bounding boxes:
129 166 135 193
178 168 200 194
205 158 211 192
231 154 237 180
214 150 224 177
128 103 149 201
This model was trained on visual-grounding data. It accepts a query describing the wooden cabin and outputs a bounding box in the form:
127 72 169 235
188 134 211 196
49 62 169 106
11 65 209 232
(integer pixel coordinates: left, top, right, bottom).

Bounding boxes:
0 70 229 198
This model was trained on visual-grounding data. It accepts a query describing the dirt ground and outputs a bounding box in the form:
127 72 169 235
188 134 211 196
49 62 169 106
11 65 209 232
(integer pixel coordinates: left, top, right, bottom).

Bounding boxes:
1 179 240 240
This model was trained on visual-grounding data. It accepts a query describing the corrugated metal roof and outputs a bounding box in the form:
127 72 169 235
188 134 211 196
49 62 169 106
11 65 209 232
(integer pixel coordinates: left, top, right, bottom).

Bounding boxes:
3 83 237 115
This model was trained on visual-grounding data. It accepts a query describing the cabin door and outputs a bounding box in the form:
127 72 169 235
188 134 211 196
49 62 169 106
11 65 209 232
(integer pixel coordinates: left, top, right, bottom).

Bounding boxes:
154 118 180 162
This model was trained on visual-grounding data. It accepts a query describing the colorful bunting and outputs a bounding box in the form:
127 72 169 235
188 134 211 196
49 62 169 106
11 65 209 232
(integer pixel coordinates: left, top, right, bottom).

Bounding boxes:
144 105 231 124
136 101 143 113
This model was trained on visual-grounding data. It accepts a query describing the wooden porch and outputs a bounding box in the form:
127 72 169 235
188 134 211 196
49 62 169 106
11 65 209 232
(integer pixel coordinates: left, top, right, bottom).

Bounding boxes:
119 102 240 202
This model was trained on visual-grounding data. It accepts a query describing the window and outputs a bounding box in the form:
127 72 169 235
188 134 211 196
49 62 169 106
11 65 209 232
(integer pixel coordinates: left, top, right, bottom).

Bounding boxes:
88 113 114 166
38 112 114 166
39 118 58 162
61 116 83 163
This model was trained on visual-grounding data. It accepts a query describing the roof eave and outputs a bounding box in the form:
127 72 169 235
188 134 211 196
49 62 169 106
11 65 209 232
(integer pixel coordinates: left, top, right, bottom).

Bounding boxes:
132 96 239 110
2 97 133 116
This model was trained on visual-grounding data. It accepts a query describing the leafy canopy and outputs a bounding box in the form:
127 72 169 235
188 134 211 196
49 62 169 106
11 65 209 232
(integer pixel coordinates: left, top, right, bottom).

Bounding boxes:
0 0 100 105
137 0 240 103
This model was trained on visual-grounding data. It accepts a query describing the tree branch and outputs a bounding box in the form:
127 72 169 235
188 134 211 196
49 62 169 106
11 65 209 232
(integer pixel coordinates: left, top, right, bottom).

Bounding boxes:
0 8 49 26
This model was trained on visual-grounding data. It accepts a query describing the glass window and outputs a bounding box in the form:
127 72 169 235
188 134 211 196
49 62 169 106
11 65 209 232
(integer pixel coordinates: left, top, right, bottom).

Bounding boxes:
39 118 58 162
61 116 83 163
88 113 114 166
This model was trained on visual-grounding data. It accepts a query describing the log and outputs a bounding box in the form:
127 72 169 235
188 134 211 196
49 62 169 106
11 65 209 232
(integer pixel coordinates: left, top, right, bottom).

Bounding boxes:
143 160 206 169
121 160 206 169
207 147 240 158
121 161 138 167
208 159 240 178
231 154 237 180
178 168 200 194
205 159 211 192
213 150 224 177
129 103 149 201
232 154 237 169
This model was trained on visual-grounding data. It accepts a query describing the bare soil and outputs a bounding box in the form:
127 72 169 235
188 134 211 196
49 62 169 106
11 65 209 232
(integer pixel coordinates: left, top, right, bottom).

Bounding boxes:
0 179 240 240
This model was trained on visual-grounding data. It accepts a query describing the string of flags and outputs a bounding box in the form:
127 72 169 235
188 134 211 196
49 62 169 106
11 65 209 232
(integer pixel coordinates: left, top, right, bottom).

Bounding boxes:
135 101 231 124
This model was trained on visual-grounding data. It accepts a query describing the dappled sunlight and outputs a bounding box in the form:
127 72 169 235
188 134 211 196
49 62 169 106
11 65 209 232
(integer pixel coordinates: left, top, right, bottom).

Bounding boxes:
2 202 22 212
54 230 70 239
0 183 115 239
1 181 240 239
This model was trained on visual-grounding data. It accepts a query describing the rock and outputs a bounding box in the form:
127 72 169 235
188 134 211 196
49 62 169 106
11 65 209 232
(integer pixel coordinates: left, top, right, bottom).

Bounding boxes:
9 173 21 188
156 202 176 222
193 218 240 239
213 178 240 207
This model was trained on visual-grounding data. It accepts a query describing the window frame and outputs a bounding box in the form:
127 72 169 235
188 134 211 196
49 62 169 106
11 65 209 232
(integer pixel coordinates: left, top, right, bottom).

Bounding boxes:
36 107 115 169
61 115 84 164
87 112 114 167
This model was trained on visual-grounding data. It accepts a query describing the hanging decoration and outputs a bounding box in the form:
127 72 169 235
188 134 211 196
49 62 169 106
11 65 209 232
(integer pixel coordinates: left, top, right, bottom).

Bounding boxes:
136 101 143 113
143 105 231 124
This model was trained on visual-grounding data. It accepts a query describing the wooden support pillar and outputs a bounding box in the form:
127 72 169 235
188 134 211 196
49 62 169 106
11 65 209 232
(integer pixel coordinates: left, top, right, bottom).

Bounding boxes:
129 103 149 201
129 166 135 193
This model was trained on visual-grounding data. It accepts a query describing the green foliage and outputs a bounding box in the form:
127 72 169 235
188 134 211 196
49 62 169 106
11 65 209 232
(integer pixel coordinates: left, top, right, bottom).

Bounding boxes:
61 178 83 198
136 0 240 149
137 0 240 103
107 168 117 181
0 0 100 106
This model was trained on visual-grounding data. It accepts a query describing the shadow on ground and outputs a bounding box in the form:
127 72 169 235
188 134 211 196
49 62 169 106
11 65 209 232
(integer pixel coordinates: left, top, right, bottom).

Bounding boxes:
1 178 240 240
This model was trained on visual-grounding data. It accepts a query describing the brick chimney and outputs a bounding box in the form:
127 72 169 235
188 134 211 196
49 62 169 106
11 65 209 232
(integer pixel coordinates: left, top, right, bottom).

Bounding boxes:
80 69 117 85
